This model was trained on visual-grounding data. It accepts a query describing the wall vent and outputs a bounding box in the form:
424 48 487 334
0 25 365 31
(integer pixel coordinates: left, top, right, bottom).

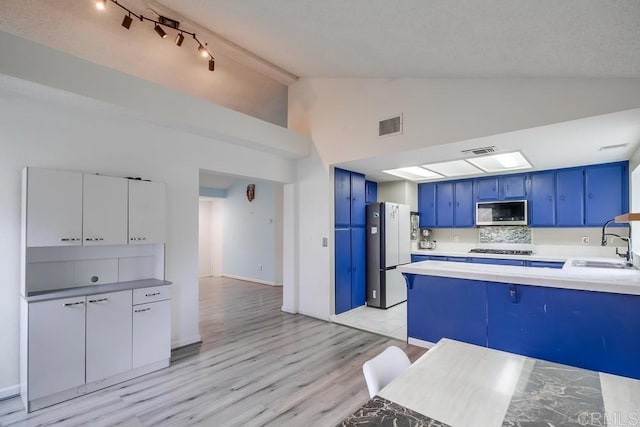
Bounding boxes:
461 146 497 156
379 114 402 137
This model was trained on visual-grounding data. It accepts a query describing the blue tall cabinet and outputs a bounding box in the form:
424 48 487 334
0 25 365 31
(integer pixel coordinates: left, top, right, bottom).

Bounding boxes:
334 168 367 314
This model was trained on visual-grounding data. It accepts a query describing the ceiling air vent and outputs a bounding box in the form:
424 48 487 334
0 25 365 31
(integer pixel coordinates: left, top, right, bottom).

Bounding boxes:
379 114 402 137
461 146 497 156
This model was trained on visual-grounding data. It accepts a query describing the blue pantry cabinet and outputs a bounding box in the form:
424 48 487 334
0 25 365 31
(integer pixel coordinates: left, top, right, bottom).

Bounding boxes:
334 168 366 314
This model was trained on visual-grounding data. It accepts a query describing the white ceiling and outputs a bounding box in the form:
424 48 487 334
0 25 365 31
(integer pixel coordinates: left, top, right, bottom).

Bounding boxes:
157 0 640 78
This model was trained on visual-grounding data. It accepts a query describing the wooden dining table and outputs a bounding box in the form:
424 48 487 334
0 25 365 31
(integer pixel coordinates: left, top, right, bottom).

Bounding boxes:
339 338 640 426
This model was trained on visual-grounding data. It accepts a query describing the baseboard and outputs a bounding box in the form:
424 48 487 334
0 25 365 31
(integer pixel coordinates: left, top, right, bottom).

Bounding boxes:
298 309 330 322
281 304 297 314
0 384 20 401
171 334 202 349
407 337 436 349
221 274 277 286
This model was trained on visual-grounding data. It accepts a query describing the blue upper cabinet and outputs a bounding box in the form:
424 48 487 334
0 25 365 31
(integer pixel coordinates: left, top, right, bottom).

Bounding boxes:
334 168 351 227
476 177 498 201
436 182 454 227
501 174 528 199
454 180 474 227
584 162 628 226
556 168 584 226
529 171 555 227
365 180 378 204
418 183 436 227
350 173 366 227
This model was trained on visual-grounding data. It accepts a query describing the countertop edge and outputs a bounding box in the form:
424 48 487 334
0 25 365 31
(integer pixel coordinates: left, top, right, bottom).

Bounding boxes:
23 279 172 302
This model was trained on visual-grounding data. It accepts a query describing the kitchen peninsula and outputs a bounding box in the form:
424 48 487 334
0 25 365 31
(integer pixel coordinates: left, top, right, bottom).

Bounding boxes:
397 258 640 380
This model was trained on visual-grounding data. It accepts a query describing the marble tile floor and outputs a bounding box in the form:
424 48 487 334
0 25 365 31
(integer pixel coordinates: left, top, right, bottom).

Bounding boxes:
331 302 407 341
0 277 424 427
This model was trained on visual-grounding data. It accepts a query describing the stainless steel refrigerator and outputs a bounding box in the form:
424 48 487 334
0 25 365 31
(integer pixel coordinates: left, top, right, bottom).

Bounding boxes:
366 202 411 308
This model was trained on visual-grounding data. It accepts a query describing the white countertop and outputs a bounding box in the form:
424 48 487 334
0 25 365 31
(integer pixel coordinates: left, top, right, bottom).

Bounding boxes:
398 258 640 295
378 339 640 427
412 248 567 262
23 279 172 302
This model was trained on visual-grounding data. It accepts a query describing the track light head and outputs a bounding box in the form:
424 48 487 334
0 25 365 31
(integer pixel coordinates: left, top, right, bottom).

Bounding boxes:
208 58 215 71
95 0 106 11
122 14 133 29
175 33 184 47
154 24 167 39
198 44 209 58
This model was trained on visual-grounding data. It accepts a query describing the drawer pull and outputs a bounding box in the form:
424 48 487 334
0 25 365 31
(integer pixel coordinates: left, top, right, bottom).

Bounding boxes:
135 308 151 313
60 238 71 242
64 301 85 307
88 298 109 303
145 292 161 297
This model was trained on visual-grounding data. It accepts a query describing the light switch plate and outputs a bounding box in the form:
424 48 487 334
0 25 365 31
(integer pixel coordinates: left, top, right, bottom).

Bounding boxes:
322 237 328 247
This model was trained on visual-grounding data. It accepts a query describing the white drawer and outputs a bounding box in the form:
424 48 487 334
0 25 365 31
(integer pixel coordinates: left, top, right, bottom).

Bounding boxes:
133 285 171 305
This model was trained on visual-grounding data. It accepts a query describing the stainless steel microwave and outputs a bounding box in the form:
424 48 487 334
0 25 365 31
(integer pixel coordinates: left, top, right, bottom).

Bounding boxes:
476 200 528 226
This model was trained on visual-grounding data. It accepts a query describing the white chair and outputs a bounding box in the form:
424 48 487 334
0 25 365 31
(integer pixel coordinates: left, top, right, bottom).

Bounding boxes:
362 345 411 398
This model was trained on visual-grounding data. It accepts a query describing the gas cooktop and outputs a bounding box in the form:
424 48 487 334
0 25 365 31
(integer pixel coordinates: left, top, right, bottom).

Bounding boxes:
469 248 533 256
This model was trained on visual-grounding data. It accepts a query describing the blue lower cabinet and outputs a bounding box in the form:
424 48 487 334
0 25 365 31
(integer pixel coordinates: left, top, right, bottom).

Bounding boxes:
428 255 448 261
527 261 564 269
486 283 549 360
545 288 640 379
471 258 526 266
350 227 366 307
334 229 352 314
446 257 470 262
406 275 487 346
411 255 430 263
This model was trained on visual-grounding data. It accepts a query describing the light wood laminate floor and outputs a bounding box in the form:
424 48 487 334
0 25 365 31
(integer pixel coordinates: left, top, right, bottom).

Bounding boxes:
0 277 426 426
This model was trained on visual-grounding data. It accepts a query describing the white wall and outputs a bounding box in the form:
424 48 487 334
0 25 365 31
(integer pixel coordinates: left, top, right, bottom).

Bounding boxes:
211 199 224 277
377 181 418 211
199 200 213 277
0 79 296 395
222 180 282 285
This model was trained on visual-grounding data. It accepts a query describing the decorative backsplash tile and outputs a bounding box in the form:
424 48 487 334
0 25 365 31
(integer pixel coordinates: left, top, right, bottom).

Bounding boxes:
478 226 532 244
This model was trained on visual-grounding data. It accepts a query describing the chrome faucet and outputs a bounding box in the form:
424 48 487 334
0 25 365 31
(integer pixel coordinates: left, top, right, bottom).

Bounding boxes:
601 218 632 263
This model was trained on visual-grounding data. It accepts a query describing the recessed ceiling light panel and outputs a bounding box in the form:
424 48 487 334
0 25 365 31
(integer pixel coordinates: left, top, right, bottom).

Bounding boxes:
466 152 532 173
382 167 443 181
421 160 483 177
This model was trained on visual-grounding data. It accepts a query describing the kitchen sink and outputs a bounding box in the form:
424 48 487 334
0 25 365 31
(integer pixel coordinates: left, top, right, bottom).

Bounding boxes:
571 259 636 270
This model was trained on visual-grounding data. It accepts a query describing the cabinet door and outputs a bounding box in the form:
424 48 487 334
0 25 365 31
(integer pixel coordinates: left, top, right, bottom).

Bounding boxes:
472 258 526 266
501 175 527 200
129 180 166 244
411 255 430 262
334 228 352 314
487 283 549 360
527 261 564 269
454 181 474 227
407 276 487 346
585 164 625 226
435 182 454 227
350 173 366 227
334 168 351 228
556 168 584 226
476 177 498 201
26 168 82 247
350 227 366 308
418 183 436 227
83 174 128 246
132 300 171 369
28 297 86 400
365 180 378 204
545 288 640 379
86 291 133 383
529 171 555 226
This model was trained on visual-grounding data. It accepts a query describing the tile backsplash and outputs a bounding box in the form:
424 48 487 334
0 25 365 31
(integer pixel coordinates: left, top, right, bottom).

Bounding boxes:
478 226 532 244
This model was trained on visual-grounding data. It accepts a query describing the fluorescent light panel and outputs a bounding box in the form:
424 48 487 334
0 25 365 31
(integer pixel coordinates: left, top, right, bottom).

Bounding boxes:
466 152 532 173
383 166 442 181
422 160 483 177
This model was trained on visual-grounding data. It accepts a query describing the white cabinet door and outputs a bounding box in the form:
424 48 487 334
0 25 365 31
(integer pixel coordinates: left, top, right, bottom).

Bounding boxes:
86 291 133 383
128 180 166 244
83 174 128 246
28 297 86 400
26 168 82 247
132 300 171 368
384 202 399 267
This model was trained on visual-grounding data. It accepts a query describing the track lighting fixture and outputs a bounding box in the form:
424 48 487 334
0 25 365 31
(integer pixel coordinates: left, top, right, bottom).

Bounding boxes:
154 24 167 39
122 14 133 30
96 0 216 72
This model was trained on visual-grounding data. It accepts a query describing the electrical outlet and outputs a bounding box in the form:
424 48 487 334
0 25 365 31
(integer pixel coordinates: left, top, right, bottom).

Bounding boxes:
581 236 590 245
372 290 377 299
453 235 459 242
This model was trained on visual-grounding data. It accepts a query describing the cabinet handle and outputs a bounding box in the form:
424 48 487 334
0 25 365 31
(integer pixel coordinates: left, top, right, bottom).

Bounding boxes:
509 287 518 303
135 308 151 313
60 238 70 242
547 195 552 201
145 292 161 297
588 193 594 199
98 238 104 241
560 195 566 201
85 238 94 241
64 301 85 307
88 298 109 303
